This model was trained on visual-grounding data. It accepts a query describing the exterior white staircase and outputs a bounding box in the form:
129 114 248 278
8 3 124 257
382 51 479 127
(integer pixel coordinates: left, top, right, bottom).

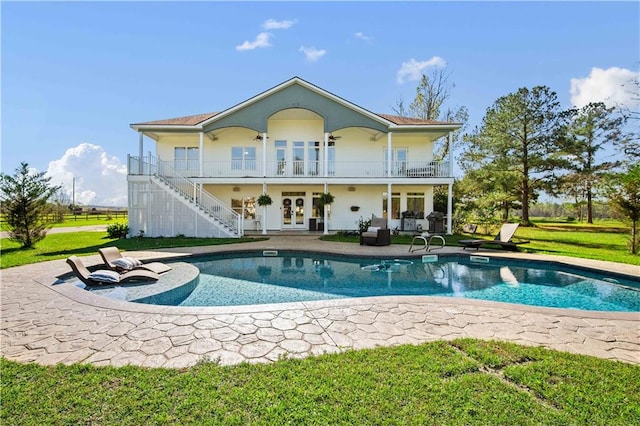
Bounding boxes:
151 159 242 238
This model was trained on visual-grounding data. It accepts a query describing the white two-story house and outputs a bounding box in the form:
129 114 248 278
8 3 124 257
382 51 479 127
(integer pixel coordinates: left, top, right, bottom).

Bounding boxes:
127 77 460 238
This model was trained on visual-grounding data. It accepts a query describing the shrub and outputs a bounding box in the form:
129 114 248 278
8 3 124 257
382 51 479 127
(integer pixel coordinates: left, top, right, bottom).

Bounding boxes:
106 223 129 239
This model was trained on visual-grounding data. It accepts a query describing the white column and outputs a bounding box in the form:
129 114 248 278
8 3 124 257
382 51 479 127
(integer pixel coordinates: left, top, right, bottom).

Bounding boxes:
387 132 392 177
447 131 454 234
323 182 329 235
262 182 267 235
447 182 453 235
387 182 392 229
138 132 144 174
448 131 453 177
262 132 267 177
199 132 204 177
324 132 329 178
387 132 393 229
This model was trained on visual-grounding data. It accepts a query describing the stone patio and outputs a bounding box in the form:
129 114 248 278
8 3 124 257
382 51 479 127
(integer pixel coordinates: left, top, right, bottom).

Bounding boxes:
1 236 638 367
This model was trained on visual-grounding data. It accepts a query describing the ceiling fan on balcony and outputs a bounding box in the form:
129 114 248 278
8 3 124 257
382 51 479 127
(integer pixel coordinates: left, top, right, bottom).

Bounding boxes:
328 134 341 142
252 133 268 142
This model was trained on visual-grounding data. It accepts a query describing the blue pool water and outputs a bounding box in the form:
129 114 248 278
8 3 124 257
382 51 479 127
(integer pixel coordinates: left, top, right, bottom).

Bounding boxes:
133 252 640 312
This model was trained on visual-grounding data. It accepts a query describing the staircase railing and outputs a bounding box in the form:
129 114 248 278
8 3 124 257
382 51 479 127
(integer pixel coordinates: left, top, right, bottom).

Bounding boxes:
132 155 242 236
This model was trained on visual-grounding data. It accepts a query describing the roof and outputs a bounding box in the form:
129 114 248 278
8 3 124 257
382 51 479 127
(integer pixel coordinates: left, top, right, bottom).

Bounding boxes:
131 77 460 130
132 112 219 126
375 114 456 126
134 111 455 127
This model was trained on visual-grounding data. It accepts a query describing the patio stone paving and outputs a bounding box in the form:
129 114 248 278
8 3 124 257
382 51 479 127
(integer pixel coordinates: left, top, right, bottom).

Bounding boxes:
1 236 638 368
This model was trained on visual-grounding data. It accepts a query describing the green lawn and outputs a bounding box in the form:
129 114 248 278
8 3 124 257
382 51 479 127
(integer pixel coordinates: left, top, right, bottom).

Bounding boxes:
323 219 640 266
2 339 639 425
0 233 266 269
0 214 126 231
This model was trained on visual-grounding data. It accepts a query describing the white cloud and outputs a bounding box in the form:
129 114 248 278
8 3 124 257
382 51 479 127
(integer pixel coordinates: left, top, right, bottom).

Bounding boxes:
396 56 446 84
236 32 272 51
46 143 127 207
570 66 640 108
262 19 296 30
299 46 326 62
355 32 373 43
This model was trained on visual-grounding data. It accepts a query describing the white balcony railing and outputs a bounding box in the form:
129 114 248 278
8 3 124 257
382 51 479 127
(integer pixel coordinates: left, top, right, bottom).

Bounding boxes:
129 156 450 179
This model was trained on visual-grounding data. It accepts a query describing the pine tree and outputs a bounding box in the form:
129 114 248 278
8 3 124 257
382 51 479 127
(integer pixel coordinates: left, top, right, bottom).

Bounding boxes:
0 162 60 248
461 86 565 224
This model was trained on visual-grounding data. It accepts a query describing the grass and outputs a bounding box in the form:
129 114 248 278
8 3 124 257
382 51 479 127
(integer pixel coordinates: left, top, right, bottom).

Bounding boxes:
0 233 266 269
0 214 126 231
322 219 640 266
2 339 638 424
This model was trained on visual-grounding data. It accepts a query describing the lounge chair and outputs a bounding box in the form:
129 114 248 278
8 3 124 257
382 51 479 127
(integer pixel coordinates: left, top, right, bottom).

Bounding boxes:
361 215 392 246
459 223 530 251
98 247 172 274
66 256 159 286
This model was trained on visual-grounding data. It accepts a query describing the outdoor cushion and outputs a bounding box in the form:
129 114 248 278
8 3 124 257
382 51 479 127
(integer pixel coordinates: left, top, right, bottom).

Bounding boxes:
112 257 143 270
88 270 121 283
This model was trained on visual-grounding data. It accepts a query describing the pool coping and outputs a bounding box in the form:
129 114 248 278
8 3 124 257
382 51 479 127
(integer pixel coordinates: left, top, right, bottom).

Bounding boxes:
51 249 639 319
3 236 639 367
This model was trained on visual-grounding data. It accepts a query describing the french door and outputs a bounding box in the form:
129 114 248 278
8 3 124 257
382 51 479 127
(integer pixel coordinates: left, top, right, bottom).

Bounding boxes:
282 192 305 229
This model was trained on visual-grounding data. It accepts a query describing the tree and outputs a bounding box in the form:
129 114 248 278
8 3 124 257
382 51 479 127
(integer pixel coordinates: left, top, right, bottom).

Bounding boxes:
394 67 468 160
0 162 60 248
603 164 640 254
559 102 625 223
460 86 565 224
616 76 640 160
455 165 521 225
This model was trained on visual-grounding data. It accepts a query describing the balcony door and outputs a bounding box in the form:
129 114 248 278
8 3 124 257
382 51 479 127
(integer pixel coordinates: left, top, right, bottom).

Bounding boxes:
275 140 287 175
282 192 305 229
384 148 408 177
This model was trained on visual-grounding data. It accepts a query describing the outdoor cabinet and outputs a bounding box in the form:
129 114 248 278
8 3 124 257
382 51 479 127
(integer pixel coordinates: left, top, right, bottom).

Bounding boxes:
309 218 317 232
401 218 417 232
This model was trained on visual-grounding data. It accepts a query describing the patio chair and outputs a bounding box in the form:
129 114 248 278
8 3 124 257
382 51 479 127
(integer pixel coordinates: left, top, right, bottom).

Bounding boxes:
98 247 172 274
66 256 159 286
459 223 530 251
361 215 392 246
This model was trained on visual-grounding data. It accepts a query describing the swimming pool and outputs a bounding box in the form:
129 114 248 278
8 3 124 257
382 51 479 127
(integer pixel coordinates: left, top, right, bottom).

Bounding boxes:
131 252 640 312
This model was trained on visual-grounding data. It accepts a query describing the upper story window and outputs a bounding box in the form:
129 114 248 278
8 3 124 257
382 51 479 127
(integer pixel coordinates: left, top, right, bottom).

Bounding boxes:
232 147 256 170
174 147 199 171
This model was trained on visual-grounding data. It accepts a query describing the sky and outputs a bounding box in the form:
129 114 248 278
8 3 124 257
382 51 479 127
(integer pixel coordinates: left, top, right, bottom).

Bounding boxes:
2 1 639 206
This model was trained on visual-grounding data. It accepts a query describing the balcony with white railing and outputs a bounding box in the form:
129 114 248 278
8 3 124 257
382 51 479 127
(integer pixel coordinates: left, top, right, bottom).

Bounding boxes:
128 156 451 179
